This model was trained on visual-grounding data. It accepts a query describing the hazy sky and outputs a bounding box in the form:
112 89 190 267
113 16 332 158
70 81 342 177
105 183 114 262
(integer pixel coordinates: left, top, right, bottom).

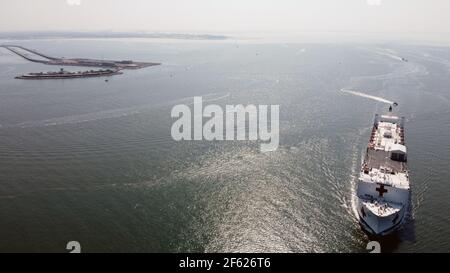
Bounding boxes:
1 0 449 35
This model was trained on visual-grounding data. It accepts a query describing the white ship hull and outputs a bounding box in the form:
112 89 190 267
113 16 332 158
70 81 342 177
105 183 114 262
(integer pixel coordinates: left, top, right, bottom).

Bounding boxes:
357 198 407 235
356 112 410 236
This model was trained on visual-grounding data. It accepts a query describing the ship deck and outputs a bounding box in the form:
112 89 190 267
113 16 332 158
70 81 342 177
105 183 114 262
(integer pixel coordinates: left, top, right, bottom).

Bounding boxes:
365 149 406 173
362 199 402 217
360 114 410 189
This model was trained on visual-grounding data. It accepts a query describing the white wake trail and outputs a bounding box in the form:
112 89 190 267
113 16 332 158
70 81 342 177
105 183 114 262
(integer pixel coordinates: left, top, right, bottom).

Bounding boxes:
376 51 404 62
340 89 394 104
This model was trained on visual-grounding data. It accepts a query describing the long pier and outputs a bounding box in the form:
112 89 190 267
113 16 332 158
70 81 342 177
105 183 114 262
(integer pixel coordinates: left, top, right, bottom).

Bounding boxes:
2 45 59 60
0 45 160 70
0 44 160 79
0 45 51 64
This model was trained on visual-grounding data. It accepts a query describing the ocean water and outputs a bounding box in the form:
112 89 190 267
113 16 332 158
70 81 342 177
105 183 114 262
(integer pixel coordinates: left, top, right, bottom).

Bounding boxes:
0 38 449 252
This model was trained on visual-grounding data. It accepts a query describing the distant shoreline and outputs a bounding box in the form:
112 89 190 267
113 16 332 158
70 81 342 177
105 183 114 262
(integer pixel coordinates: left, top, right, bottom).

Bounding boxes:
0 31 229 41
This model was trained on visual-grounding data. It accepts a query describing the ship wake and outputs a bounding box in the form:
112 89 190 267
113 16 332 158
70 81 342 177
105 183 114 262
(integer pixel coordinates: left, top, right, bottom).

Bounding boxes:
340 89 394 104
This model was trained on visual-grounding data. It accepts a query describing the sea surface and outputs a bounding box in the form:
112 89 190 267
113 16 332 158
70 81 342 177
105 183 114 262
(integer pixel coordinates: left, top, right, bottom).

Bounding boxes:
0 38 449 252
